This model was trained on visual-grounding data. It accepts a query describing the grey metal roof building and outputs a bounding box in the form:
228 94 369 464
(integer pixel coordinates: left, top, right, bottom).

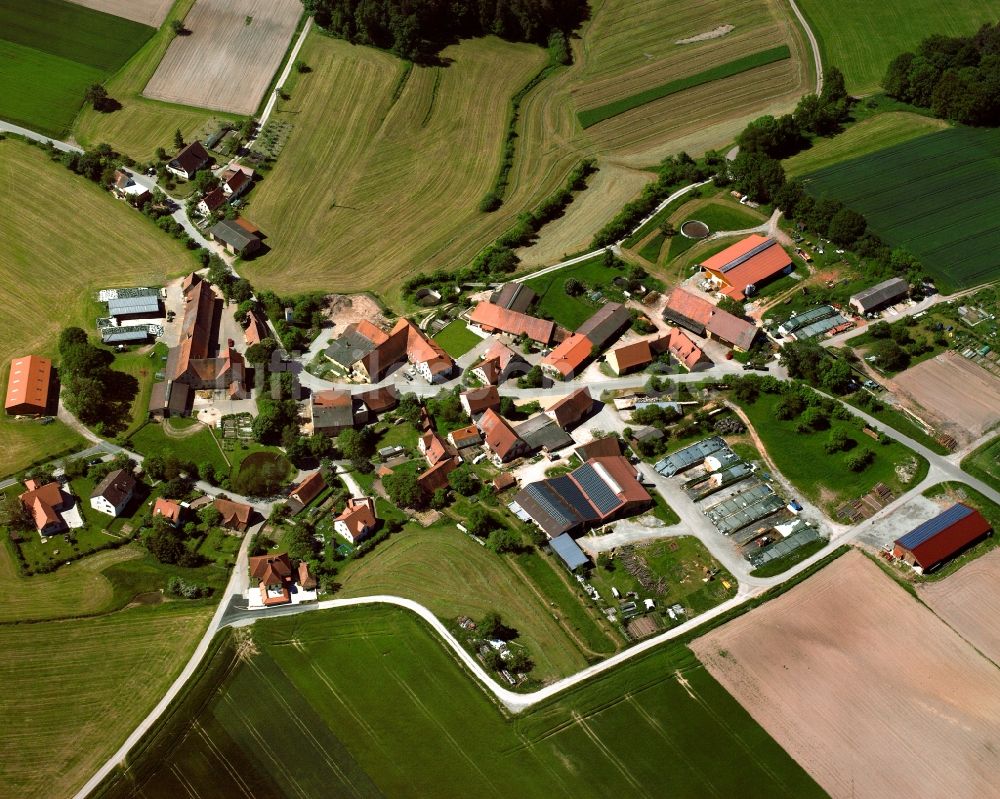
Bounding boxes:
777 305 839 336
747 523 821 568
107 294 161 317
705 482 786 535
576 302 632 350
550 533 589 572
514 414 574 454
101 326 150 344
490 282 538 314
654 436 727 476
850 277 908 314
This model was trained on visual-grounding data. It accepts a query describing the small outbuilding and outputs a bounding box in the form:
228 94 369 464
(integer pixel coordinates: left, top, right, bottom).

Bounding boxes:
850 278 909 315
550 533 590 573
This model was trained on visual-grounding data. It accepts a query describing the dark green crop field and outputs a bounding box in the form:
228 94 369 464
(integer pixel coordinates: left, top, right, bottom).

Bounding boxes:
802 126 1000 291
578 46 791 129
0 0 154 136
98 606 824 799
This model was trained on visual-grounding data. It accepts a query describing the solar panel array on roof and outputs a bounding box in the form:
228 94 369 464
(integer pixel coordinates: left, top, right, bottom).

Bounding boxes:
107 294 161 316
524 482 577 531
896 504 975 550
719 238 777 274
550 475 599 522
573 463 623 516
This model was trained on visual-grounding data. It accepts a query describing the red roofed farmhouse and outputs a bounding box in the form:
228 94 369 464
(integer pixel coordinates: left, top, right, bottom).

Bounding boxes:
662 288 759 351
699 235 792 300
469 302 555 345
249 552 294 606
334 497 377 544
19 479 69 537
541 334 592 380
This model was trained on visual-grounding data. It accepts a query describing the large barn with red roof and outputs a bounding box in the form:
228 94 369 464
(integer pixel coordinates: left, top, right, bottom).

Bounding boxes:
892 503 992 573
700 235 792 300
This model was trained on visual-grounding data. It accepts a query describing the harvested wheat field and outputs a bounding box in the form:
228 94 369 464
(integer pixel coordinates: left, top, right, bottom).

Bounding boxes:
692 550 1000 799
893 351 1000 443
143 0 301 114
918 548 1000 665
66 0 172 26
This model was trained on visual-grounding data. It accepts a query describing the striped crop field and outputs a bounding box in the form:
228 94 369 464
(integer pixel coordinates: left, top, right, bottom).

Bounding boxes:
0 138 195 476
0 603 212 798
0 0 154 137
95 606 825 799
578 45 791 128
795 0 1000 94
802 126 1000 291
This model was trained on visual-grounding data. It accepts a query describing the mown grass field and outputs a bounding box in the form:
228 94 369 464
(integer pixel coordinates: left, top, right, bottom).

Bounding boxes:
802 126 1000 291
128 419 230 476
0 604 213 799
0 139 195 477
738 390 928 513
337 523 618 681
962 435 1000 494
784 111 949 176
73 0 236 160
99 606 824 799
578 45 791 128
432 320 482 358
794 0 1000 94
0 0 153 136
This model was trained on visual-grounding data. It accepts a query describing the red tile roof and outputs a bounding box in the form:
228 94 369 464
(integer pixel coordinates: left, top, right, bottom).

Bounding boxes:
701 235 791 300
421 431 454 466
893 504 992 570
153 498 182 525
418 456 458 493
475 340 521 383
335 497 377 539
19 480 65 532
249 552 293 585
541 334 592 378
244 309 269 346
215 497 253 529
548 387 594 430
665 327 710 370
469 302 555 344
200 187 227 212
5 355 51 414
290 471 326 506
461 386 500 415
608 340 652 374
477 408 525 461
448 424 482 448
664 288 758 351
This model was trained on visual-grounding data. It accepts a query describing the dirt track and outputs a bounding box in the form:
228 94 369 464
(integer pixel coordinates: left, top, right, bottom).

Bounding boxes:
893 351 1000 443
143 0 301 114
692 550 1000 799
918 548 1000 666
66 0 172 26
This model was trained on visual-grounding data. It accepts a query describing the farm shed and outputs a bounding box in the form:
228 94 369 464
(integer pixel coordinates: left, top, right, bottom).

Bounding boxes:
167 141 210 180
550 533 590 572
700 235 792 300
576 302 632 351
513 414 573 454
608 339 653 375
663 288 758 351
547 387 594 430
850 278 909 315
107 290 161 318
654 436 728 476
893 503 992 572
490 282 538 314
210 218 262 256
4 355 52 415
148 380 190 418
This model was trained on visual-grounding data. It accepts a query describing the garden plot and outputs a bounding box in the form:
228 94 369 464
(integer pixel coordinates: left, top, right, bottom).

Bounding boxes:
143 0 301 114
692 551 1000 799
892 351 1000 444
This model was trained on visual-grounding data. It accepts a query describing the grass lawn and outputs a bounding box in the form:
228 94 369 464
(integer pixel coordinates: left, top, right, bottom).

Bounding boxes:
0 602 213 799
587 536 737 620
99 342 167 439
432 320 481 358
637 232 665 262
97 605 824 798
918 482 1000 580
794 0 1000 93
129 420 230 476
738 389 928 514
682 200 765 234
961 435 1000 494
0 0 154 137
523 254 663 329
845 393 950 455
0 138 196 477
72 0 234 160
336 522 615 682
784 111 949 177
578 46 791 128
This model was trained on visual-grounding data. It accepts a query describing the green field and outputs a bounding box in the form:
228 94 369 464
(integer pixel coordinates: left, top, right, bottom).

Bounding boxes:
802 126 1000 291
129 420 230 476
784 111 949 177
0 0 154 137
794 0 1000 94
962 435 1000 494
738 389 928 513
578 46 791 128
97 605 824 799
432 320 482 358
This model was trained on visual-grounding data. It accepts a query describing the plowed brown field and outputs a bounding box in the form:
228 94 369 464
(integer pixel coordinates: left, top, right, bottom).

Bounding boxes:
66 0 172 26
692 551 1000 799
918 547 1000 665
143 0 301 114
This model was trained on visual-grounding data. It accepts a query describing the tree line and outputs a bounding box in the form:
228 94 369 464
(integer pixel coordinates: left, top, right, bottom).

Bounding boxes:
883 22 1000 126
302 0 587 61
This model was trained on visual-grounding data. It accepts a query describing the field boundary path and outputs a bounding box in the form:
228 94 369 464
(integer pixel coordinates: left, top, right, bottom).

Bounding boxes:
788 0 822 94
